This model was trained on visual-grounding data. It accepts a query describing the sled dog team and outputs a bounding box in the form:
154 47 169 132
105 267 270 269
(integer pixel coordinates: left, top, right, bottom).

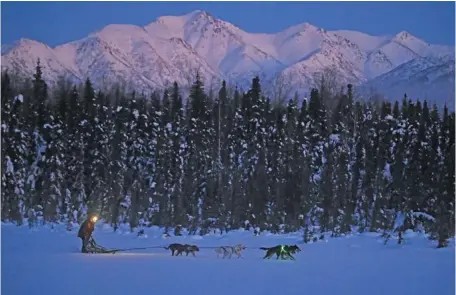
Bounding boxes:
165 242 301 260
78 214 302 259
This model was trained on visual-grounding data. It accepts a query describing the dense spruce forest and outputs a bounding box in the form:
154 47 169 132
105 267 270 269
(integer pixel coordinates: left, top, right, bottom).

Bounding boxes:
1 61 454 247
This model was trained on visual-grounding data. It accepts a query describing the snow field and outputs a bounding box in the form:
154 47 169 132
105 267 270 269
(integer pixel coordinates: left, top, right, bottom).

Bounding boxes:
2 223 455 295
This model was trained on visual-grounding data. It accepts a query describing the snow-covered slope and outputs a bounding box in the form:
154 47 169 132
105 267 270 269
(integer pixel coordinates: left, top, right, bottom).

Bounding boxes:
1 38 81 85
1 10 454 103
53 23 222 90
361 56 455 108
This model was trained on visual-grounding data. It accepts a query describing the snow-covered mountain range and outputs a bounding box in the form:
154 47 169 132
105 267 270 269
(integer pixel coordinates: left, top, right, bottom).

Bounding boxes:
2 10 455 107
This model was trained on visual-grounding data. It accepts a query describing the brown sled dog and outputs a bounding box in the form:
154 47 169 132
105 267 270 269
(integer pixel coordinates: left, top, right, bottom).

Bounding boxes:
260 244 300 260
181 244 200 256
165 243 185 256
164 243 200 256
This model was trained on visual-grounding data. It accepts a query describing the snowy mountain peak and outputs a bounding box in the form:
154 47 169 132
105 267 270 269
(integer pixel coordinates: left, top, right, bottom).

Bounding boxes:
155 10 213 27
3 38 56 60
296 22 320 32
6 38 50 52
392 30 431 48
394 30 414 42
280 22 322 39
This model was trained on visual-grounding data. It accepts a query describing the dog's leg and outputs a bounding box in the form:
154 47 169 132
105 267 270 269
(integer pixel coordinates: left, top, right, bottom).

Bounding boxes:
283 252 294 260
223 247 230 259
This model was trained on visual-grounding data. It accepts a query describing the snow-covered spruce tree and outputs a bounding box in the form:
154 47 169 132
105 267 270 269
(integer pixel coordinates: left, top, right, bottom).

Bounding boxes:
319 133 335 234
262 96 276 231
226 87 247 229
80 79 101 214
421 104 441 225
365 102 383 232
169 82 187 227
124 93 149 231
404 100 424 215
154 89 172 228
346 101 364 230
379 101 401 238
183 73 211 233
133 93 155 229
329 86 357 236
64 86 86 223
307 88 328 234
295 98 316 240
242 77 270 231
419 101 435 214
143 91 162 225
281 97 302 231
358 101 377 232
27 60 50 225
389 101 407 212
206 83 224 233
40 96 67 223
371 101 395 232
196 80 218 235
109 90 129 230
53 81 70 222
92 90 116 222
214 80 233 233
269 104 288 233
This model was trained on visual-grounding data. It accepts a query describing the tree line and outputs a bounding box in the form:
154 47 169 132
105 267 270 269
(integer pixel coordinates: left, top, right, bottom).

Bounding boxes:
1 61 454 247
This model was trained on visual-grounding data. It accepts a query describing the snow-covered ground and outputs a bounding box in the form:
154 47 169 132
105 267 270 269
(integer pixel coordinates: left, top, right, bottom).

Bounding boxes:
2 222 454 295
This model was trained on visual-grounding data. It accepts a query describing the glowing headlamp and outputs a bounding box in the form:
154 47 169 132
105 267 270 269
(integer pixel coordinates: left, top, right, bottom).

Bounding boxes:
91 216 98 222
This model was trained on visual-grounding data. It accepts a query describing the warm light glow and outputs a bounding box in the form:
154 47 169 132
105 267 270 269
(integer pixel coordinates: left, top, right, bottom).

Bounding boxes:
91 216 98 222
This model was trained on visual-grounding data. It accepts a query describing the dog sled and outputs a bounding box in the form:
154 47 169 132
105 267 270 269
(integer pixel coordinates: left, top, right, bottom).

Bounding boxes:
84 238 156 254
84 238 119 254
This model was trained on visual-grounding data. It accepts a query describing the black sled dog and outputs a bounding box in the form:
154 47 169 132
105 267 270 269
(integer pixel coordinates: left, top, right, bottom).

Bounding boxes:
260 244 301 260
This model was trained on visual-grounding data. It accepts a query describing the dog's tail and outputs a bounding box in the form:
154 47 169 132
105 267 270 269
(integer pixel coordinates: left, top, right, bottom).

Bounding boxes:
164 246 170 250
259 247 270 251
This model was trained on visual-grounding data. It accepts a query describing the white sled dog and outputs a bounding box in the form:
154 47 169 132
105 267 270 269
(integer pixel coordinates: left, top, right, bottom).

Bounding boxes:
215 244 246 259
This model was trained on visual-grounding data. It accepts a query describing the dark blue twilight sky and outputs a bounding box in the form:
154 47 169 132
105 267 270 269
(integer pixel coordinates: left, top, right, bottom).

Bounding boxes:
1 1 455 47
